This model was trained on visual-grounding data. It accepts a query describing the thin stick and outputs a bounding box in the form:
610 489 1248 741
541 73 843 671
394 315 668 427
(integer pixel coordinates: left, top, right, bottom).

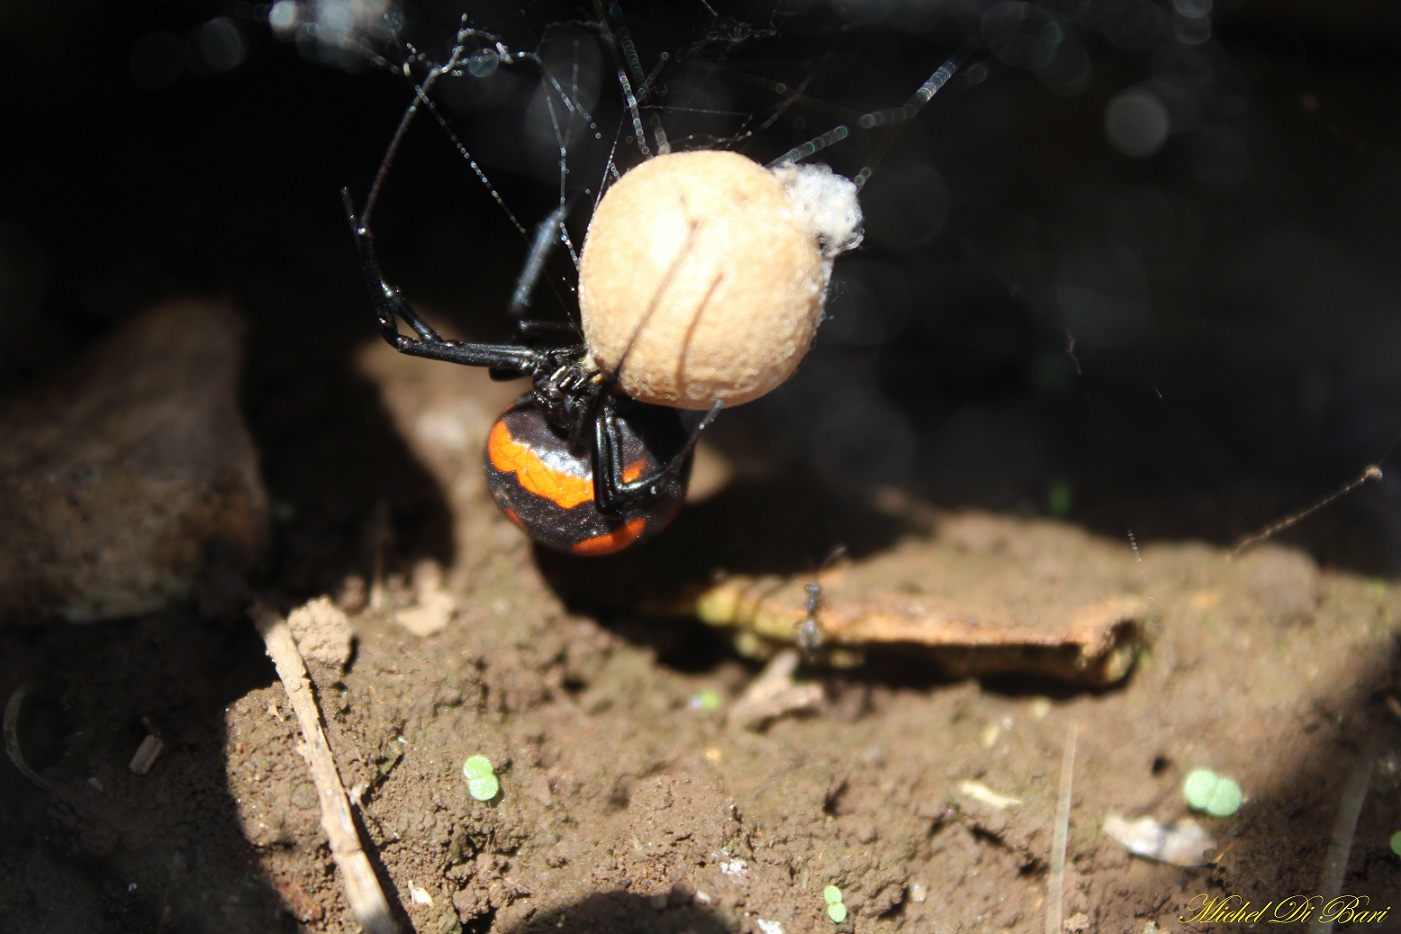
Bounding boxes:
251 603 399 934
1046 721 1078 934
1229 465 1382 558
4 683 54 792
1308 742 1375 934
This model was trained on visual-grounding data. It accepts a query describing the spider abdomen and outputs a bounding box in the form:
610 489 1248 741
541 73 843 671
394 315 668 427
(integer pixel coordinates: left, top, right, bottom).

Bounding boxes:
484 394 691 555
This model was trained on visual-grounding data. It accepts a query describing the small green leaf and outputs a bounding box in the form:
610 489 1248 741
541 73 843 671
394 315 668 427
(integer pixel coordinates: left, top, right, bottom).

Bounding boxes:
823 885 843 906
1182 767 1218 809
463 755 499 799
827 903 848 924
690 689 722 711
1182 767 1242 817
1044 477 1074 518
1204 777 1242 817
462 755 494 781
467 773 500 802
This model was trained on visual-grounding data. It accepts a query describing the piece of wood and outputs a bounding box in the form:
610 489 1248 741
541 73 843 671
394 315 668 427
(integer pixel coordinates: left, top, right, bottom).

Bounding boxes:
251 602 398 934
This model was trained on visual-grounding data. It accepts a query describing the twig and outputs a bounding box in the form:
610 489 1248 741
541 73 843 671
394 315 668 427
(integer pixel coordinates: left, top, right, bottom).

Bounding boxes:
1308 741 1375 934
4 683 54 792
1046 721 1078 934
1230 465 1382 557
251 602 399 934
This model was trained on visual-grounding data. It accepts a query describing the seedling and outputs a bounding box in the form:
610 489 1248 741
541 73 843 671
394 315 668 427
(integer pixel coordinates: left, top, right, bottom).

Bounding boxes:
823 884 848 923
689 689 722 711
463 754 500 801
1182 767 1242 817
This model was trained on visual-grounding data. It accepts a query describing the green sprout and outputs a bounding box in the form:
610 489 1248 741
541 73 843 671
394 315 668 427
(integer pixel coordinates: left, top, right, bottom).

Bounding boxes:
1044 476 1074 518
1182 767 1242 817
1390 831 1401 857
689 689 722 711
462 754 499 802
823 884 847 924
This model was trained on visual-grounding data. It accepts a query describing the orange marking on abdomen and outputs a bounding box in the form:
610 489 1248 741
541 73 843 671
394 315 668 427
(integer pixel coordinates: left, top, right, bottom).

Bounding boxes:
570 517 648 556
488 421 594 509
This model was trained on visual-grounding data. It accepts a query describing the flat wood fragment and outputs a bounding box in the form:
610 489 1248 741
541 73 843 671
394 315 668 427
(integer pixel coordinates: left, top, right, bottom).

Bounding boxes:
697 576 1142 684
691 517 1149 685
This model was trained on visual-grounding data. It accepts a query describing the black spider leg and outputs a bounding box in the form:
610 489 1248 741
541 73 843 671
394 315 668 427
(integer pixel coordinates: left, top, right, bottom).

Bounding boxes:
591 398 723 516
342 188 562 374
765 34 980 188
488 197 582 382
507 199 574 328
342 20 575 375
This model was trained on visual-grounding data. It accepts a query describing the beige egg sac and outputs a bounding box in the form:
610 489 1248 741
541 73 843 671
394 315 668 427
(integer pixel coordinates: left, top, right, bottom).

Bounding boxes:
578 150 860 409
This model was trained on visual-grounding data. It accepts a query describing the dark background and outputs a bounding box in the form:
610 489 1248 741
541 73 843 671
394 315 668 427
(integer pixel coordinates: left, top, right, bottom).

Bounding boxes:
1 0 1398 578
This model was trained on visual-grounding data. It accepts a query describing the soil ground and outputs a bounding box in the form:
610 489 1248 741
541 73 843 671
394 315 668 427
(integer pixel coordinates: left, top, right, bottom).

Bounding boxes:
3 348 1399 934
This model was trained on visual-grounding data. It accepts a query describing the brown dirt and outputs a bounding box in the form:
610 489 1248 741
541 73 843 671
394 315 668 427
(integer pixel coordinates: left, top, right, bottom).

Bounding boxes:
3 341 1399 934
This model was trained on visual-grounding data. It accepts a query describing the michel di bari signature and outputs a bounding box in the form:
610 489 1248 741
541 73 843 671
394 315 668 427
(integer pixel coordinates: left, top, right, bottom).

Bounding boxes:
1180 893 1389 925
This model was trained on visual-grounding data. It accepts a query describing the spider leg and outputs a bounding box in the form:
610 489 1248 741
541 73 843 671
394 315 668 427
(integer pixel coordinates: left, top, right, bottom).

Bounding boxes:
507 199 576 333
480 198 581 380
342 188 554 374
591 399 723 516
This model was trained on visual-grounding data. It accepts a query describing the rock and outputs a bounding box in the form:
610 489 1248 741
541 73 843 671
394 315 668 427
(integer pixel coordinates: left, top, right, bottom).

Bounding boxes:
0 299 267 623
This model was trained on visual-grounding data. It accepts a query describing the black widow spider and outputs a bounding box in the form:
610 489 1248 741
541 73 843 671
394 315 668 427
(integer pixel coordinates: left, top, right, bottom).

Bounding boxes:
342 23 971 556
343 32 720 556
